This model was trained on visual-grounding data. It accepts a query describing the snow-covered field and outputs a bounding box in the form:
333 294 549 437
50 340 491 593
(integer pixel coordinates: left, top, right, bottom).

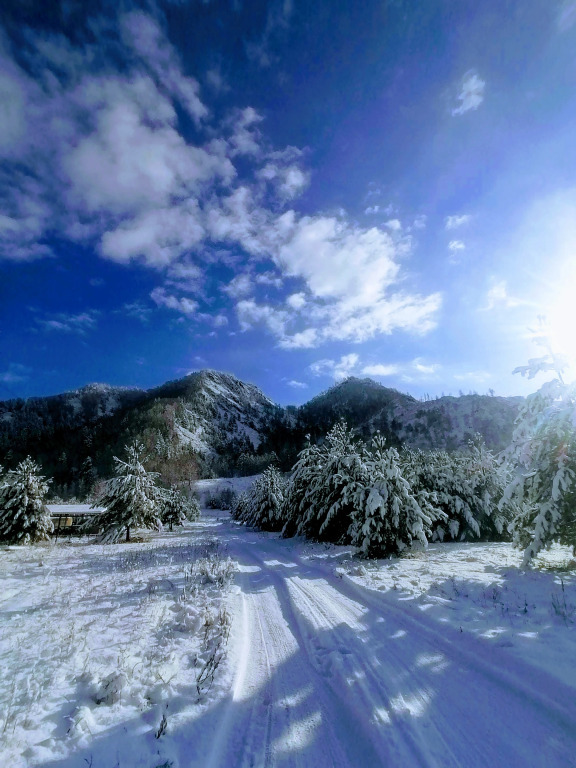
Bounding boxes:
2 507 576 767
0 522 235 768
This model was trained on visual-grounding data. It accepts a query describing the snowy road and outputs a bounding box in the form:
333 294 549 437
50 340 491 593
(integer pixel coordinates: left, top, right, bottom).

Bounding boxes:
194 514 576 768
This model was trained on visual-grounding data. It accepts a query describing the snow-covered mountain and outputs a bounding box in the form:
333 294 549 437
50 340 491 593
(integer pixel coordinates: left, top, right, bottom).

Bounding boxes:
296 377 521 453
145 369 277 456
0 371 521 494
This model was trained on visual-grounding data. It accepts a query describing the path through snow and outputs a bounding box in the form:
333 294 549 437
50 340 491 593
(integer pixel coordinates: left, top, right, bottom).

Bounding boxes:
192 511 576 768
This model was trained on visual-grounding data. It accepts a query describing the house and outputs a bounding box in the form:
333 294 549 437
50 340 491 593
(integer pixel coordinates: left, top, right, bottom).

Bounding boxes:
48 505 105 537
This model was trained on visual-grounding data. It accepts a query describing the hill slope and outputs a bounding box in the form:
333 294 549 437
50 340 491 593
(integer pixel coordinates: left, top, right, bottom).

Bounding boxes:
0 372 521 496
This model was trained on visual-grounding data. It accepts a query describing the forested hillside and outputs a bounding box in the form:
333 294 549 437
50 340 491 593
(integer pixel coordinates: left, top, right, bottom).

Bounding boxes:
0 371 521 498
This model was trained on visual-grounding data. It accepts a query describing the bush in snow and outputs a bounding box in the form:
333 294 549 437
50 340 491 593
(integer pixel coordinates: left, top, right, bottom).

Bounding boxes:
0 457 53 544
503 340 576 565
161 486 199 530
206 488 236 510
288 422 365 543
95 442 162 543
348 435 437 558
232 467 287 531
402 441 512 542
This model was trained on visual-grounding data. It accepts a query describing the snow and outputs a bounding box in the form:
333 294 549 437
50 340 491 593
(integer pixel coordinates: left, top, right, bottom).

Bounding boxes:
194 475 260 506
2 508 576 767
0 523 235 768
47 505 105 515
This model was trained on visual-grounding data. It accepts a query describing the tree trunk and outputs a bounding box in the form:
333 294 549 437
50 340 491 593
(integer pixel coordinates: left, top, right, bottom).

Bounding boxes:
126 525 130 542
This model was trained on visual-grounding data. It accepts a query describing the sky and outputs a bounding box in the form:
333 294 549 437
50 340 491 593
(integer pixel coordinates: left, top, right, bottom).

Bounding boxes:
1 0 576 405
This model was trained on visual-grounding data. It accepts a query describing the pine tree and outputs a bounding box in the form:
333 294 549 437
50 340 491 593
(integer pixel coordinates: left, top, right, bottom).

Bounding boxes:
95 442 161 543
0 457 53 544
161 487 199 530
402 442 511 542
289 422 365 543
503 331 576 565
236 467 287 531
349 435 434 558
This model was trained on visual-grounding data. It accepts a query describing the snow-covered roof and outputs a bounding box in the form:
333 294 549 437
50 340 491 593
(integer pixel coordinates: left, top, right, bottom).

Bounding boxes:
48 504 105 516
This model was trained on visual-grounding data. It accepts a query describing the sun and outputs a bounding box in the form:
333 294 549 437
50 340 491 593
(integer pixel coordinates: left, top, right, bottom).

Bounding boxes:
544 267 576 370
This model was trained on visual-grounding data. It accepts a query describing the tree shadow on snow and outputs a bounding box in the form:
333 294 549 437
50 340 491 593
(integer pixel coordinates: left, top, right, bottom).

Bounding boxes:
36 524 576 768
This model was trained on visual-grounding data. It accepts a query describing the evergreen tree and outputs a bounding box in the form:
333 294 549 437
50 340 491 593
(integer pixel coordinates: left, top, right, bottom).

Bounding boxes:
231 490 250 522
161 486 199 530
290 422 365 543
402 442 511 542
79 456 98 500
95 442 161 543
503 366 576 565
349 435 435 558
235 467 287 531
0 457 53 544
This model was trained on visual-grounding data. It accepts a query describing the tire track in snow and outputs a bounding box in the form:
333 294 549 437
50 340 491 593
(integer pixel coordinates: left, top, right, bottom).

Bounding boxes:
212 552 389 767
224 528 576 768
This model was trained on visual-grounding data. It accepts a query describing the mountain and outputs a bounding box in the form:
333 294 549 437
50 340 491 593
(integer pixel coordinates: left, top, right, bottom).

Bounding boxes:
0 371 522 498
287 377 521 453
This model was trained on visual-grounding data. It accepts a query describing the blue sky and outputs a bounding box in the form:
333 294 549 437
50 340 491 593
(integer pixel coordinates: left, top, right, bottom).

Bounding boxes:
1 0 576 404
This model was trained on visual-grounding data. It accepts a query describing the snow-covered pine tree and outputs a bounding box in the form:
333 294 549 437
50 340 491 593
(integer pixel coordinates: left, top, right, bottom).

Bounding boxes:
95 442 161 543
503 339 576 565
0 457 53 544
160 486 193 531
402 441 511 542
236 467 287 531
288 422 366 543
185 495 201 522
231 490 250 522
349 435 434 557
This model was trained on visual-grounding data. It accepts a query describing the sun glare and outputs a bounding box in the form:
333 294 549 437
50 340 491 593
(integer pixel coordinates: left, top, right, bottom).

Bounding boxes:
544 264 576 368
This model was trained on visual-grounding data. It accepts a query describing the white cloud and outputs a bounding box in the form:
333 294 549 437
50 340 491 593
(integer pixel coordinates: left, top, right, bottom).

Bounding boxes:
412 214 427 230
412 358 440 375
245 0 294 68
452 71 486 116
0 10 440 355
287 379 308 389
101 202 205 267
364 205 380 215
122 301 152 323
222 273 253 298
166 260 203 293
483 280 525 311
120 12 208 124
445 214 471 230
361 363 399 377
286 292 306 310
228 107 264 157
257 162 310 200
150 287 199 316
212 314 229 327
279 328 318 349
225 210 441 348
0 363 31 384
310 353 360 380
236 298 287 336
448 240 466 252
255 271 283 287
384 219 402 232
454 370 491 383
37 310 99 334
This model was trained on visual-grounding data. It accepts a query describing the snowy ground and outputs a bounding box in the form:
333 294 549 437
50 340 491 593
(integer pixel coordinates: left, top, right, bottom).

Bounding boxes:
2 507 576 767
0 523 235 768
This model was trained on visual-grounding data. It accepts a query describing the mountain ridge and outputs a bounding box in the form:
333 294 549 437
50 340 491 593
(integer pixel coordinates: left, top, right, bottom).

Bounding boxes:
0 369 522 498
